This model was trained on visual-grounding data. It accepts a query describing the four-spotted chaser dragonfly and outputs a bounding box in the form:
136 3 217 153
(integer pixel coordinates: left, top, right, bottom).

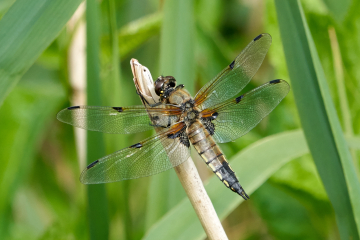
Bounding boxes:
57 33 289 200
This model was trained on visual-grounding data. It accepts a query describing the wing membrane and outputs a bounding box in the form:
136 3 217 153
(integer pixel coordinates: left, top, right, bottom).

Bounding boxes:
57 105 182 134
201 80 290 143
194 33 272 110
80 122 190 183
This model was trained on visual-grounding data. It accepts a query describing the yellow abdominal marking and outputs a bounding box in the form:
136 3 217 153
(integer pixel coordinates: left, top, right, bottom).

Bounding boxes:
223 180 229 187
208 164 216 171
216 172 222 180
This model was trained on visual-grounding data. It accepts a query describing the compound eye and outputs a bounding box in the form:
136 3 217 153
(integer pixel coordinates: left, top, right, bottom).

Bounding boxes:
155 78 165 96
169 81 176 88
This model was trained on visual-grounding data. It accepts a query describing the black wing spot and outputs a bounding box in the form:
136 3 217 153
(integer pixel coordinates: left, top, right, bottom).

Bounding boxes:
167 127 190 148
254 34 263 41
235 94 244 103
229 60 235 69
270 79 281 84
167 132 179 139
68 106 80 110
211 112 218 120
87 160 99 169
130 143 142 148
112 107 123 112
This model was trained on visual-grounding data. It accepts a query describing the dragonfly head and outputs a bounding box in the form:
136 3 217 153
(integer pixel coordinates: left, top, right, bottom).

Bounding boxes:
155 76 177 98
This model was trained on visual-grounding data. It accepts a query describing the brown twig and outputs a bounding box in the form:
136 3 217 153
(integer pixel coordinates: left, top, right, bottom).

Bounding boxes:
67 3 86 170
131 59 228 240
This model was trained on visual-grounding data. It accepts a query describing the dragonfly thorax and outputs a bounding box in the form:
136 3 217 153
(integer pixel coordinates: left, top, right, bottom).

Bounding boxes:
180 99 199 124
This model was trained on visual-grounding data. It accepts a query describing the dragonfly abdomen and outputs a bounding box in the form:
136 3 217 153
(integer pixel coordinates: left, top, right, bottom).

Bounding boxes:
186 120 249 200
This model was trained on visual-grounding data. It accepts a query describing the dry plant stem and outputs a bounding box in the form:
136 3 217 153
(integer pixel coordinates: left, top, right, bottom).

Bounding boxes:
131 59 228 240
67 3 87 170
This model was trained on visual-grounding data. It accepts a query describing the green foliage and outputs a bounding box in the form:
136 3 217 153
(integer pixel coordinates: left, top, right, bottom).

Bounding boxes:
0 0 81 106
86 0 109 239
275 0 360 238
1 0 359 239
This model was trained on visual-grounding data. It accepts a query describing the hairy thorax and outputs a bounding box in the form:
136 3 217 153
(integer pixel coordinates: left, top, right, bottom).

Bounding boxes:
171 89 201 127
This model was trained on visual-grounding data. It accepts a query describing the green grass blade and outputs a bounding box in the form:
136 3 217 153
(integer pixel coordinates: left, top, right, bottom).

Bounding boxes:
347 136 360 150
322 0 351 23
159 0 195 95
305 9 360 237
118 12 162 59
103 0 133 239
0 77 65 238
328 27 359 175
86 0 109 239
275 0 360 239
0 0 81 106
146 0 196 229
143 130 308 240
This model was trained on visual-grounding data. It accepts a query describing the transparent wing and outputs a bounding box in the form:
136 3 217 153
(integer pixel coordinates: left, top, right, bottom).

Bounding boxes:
80 122 190 183
194 33 272 111
57 105 182 134
201 80 290 143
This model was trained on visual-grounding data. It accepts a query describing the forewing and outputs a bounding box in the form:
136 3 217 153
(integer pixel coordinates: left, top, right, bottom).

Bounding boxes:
57 105 181 134
80 122 190 183
194 33 272 110
201 80 290 143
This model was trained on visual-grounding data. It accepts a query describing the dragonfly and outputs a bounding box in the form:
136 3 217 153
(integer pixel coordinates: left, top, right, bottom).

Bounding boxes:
57 33 289 200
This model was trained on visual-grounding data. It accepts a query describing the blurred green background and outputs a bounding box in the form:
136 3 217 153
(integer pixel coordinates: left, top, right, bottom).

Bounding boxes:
0 0 359 239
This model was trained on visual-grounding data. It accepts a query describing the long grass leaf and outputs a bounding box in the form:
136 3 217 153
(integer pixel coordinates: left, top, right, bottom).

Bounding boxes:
0 0 81 106
274 0 360 238
118 12 162 59
0 78 65 238
86 0 109 239
328 27 359 175
304 8 360 236
322 0 351 23
103 0 132 239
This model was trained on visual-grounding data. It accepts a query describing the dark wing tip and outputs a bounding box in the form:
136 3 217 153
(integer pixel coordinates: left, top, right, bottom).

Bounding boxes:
67 106 80 110
269 79 281 84
269 79 290 91
253 33 272 42
87 160 99 169
253 34 263 41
